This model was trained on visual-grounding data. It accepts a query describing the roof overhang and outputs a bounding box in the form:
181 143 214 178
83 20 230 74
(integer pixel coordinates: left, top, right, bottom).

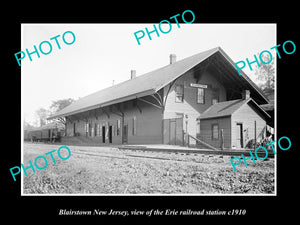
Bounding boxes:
209 48 269 105
199 98 271 121
47 89 155 119
246 98 271 119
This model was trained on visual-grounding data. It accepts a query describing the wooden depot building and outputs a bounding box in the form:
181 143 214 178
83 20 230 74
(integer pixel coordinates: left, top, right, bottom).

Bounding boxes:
48 47 271 150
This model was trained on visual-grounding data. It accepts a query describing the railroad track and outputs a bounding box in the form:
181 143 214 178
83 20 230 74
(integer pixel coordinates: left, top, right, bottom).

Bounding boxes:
69 148 229 165
118 146 275 158
69 147 274 166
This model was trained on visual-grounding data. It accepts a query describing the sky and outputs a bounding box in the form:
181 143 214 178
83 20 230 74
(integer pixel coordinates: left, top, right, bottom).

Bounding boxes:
21 23 276 125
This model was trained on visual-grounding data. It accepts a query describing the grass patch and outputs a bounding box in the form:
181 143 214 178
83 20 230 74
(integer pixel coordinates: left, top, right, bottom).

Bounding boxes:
23 143 275 194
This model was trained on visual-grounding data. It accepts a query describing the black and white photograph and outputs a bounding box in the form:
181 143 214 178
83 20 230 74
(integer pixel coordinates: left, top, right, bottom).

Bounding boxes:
6 6 299 223
21 23 276 195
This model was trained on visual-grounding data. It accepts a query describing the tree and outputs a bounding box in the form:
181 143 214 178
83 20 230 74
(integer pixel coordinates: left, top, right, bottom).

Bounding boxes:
35 108 50 127
23 119 35 130
50 98 74 113
254 53 275 91
49 98 74 125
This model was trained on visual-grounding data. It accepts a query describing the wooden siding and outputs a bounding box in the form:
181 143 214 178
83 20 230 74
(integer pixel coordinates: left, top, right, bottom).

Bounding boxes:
163 117 184 145
231 102 266 148
199 102 267 149
126 97 163 144
65 96 163 145
163 68 227 142
199 117 231 149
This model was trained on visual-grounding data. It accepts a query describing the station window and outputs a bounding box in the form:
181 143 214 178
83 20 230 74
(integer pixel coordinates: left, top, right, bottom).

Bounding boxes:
212 88 219 105
97 123 101 136
197 88 205 104
132 117 137 135
94 123 97 136
117 119 121 136
196 120 200 135
212 124 219 140
85 122 89 137
175 85 184 102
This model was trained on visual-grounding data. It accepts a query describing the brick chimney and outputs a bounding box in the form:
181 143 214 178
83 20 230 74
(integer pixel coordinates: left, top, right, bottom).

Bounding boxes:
242 90 251 100
130 70 136 79
170 54 176 64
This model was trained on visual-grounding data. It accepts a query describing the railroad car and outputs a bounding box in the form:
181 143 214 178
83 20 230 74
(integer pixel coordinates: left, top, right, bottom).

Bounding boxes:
24 122 64 143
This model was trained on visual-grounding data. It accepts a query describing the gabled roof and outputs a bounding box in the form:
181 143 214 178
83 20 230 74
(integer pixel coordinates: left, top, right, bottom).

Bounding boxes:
199 98 271 120
48 47 269 119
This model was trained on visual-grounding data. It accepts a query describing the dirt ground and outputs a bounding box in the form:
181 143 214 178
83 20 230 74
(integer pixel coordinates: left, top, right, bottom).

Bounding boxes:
22 143 275 194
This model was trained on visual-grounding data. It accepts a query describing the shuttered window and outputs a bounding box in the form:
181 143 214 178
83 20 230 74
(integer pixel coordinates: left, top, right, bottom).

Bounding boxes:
117 119 121 136
132 116 137 135
85 122 89 137
94 123 97 136
97 123 100 136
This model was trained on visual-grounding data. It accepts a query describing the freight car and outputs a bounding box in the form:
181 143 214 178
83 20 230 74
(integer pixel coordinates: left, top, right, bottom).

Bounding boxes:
24 122 64 143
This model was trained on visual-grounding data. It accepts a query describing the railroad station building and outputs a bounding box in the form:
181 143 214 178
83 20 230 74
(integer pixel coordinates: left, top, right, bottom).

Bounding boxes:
48 47 271 149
